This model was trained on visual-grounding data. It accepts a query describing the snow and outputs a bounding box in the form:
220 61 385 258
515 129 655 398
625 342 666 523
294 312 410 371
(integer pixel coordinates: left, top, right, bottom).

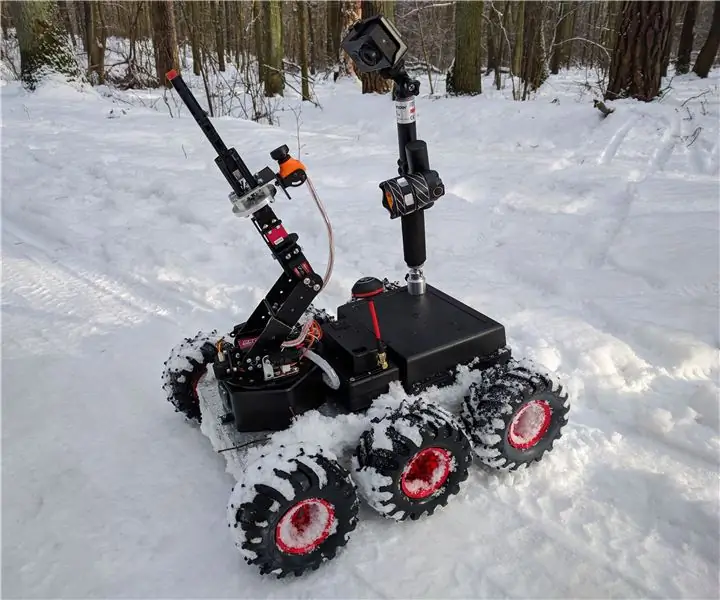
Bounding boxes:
2 62 719 598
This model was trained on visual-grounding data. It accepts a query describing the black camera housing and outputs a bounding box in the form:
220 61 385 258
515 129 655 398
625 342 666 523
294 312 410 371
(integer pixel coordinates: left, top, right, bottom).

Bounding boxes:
341 15 408 73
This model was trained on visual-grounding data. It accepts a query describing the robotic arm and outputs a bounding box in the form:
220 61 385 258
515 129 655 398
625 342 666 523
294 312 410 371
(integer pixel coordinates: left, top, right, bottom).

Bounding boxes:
166 70 326 383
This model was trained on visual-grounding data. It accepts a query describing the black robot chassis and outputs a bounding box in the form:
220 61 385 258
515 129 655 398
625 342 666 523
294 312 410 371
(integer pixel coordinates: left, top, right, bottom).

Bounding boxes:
161 15 571 579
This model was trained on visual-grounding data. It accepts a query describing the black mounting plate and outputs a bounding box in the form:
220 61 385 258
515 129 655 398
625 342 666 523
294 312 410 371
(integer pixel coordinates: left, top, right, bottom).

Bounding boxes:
336 284 507 389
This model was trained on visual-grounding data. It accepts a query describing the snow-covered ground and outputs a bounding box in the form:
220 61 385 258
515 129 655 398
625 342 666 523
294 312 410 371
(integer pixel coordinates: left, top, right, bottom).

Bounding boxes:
2 64 719 598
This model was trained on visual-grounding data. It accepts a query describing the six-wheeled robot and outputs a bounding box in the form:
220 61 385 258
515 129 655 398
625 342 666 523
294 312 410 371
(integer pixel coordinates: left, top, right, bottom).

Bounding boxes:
162 16 570 578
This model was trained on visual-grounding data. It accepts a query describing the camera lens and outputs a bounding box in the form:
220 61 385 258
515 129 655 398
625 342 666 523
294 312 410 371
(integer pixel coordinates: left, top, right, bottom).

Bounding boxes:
358 43 380 66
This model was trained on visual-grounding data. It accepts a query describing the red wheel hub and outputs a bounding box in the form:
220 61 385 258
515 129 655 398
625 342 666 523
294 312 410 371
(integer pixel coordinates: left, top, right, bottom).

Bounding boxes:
400 447 452 499
508 399 552 450
275 498 335 555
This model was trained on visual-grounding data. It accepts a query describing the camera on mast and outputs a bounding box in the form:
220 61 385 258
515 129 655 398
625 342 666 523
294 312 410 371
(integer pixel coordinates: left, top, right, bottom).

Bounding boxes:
340 15 408 74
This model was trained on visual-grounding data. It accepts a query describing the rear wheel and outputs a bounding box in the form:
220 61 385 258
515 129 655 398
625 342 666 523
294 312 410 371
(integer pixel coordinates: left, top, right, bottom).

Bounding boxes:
353 399 472 521
161 331 218 422
460 363 570 470
227 444 359 578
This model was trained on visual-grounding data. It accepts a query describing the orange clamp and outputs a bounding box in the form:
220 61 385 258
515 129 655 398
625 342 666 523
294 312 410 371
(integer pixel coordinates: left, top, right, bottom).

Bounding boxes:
279 156 306 180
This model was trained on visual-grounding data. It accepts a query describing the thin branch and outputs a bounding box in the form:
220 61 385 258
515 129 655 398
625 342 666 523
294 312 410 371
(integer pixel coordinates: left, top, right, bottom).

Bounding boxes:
681 89 711 107
553 37 611 62
402 2 453 20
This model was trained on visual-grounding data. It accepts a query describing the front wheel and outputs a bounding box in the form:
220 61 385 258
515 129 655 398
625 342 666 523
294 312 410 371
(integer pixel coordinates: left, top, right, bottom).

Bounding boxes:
460 363 570 470
227 444 359 578
352 399 473 521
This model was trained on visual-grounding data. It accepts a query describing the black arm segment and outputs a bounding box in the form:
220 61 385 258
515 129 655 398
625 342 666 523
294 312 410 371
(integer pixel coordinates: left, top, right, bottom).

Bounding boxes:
166 69 257 191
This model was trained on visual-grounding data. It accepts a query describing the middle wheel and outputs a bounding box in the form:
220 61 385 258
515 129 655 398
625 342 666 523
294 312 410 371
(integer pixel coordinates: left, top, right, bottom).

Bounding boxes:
352 398 473 521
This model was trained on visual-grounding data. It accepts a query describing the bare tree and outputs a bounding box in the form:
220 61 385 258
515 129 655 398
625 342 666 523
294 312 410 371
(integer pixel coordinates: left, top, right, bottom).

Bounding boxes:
253 0 265 83
606 1 672 102
84 1 105 83
264 0 284 96
298 0 311 100
676 1 699 75
184 0 202 76
519 0 547 99
512 0 524 76
210 1 225 72
447 0 483 95
692 0 720 78
327 0 342 65
150 0 179 87
550 1 573 74
661 1 682 77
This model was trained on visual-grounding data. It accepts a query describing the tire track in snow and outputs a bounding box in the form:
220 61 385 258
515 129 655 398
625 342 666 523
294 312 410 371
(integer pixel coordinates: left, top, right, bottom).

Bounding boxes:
2 227 176 357
498 491 659 598
598 116 638 165
648 113 681 174
3 219 215 319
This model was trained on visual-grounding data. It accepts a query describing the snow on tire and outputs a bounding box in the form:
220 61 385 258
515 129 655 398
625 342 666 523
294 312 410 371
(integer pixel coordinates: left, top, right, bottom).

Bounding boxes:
460 362 570 470
352 398 473 521
227 444 359 578
161 331 219 423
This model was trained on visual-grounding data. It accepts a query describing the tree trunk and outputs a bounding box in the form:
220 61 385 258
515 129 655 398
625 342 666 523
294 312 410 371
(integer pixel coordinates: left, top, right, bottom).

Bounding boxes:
187 0 201 75
83 1 105 81
225 1 235 67
551 1 571 74
565 0 577 68
327 0 342 64
447 0 483 95
235 1 244 66
661 1 681 76
307 4 317 74
56 1 75 47
339 1 361 76
512 0 524 75
486 4 498 75
264 0 284 96
675 0 699 74
606 1 672 102
520 0 547 98
85 1 105 83
692 1 720 78
8 0 79 89
602 0 621 69
253 0 265 82
298 1 311 100
588 0 599 65
496 0 511 89
150 0 179 87
211 1 225 71
359 1 393 94
83 1 95 71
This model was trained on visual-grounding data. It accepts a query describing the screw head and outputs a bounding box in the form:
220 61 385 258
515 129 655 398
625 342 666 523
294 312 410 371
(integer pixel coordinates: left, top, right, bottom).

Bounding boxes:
313 284 321 291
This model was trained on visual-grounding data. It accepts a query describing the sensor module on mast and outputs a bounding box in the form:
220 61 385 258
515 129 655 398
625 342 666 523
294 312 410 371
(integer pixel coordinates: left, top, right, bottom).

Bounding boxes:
342 16 445 295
